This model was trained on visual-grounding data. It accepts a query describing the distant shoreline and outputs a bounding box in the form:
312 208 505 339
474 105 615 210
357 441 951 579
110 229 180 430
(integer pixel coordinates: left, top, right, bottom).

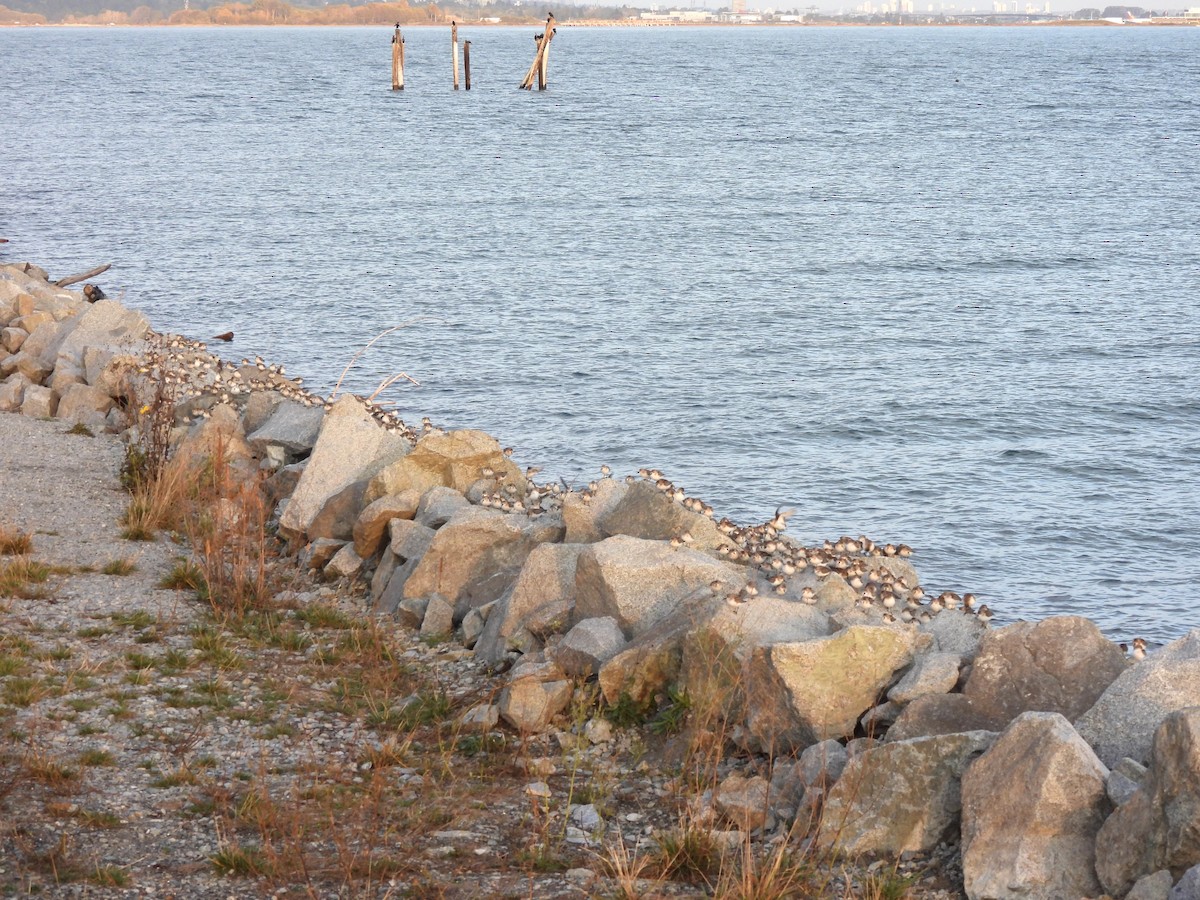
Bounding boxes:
3 18 1200 28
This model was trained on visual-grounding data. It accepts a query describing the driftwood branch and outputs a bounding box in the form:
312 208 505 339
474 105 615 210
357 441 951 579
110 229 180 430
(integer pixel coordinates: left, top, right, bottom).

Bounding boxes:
55 263 112 288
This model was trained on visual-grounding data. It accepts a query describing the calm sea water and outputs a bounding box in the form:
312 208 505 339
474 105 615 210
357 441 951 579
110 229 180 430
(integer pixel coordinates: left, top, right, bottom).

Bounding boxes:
2 24 1198 642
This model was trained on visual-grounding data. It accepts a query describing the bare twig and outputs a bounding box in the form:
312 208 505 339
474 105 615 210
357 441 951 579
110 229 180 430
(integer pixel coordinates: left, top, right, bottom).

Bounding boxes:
55 263 112 288
366 373 420 403
328 319 434 401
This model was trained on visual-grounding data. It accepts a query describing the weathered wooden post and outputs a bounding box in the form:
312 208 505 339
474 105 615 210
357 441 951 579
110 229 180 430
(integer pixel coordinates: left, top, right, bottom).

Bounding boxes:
452 21 460 90
519 14 556 90
538 32 550 90
391 23 405 91
463 40 472 90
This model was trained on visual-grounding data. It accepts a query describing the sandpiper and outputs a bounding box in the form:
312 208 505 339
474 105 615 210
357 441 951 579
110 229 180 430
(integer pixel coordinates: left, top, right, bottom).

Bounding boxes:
976 605 993 625
1131 637 1147 661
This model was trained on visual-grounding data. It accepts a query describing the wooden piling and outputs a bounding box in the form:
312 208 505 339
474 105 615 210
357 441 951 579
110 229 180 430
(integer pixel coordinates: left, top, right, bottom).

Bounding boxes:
538 36 550 90
391 24 404 91
463 40 472 90
519 14 556 90
452 22 460 90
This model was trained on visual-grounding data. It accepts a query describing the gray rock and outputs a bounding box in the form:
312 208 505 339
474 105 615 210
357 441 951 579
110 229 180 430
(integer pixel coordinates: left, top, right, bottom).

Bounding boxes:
962 616 1127 733
0 326 26 353
246 399 325 455
920 610 988 663
241 390 284 434
265 461 305 508
715 774 771 831
1076 630 1200 767
302 538 345 570
403 507 545 621
744 625 918 753
414 485 472 529
887 693 1001 742
555 617 628 678
395 596 429 630
55 382 113 429
352 489 421 559
860 701 902 734
1097 708 1200 895
419 595 455 639
308 479 367 542
9 349 53 384
374 520 436 614
1129 870 1174 900
799 739 849 796
475 543 587 665
888 652 962 705
459 703 499 732
518 599 574 638
370 549 399 602
460 607 487 649
278 396 411 540
1109 768 1144 808
499 658 572 733
0 373 30 411
818 730 997 856
573 534 741 638
1171 865 1200 900
324 544 363 579
20 384 56 418
961 712 1109 900
568 804 603 832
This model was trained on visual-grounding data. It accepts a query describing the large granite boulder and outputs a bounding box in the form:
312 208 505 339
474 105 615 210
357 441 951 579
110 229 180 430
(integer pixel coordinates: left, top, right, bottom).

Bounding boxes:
919 611 987 663
961 712 1109 900
278 396 411 541
597 595 721 705
50 299 149 373
1096 708 1200 896
1077 630 1200 767
475 543 587 664
402 507 545 620
962 616 1127 730
308 480 367 542
55 382 114 430
744 625 918 753
596 480 728 553
573 535 740 638
818 730 996 856
562 479 628 543
364 429 524 505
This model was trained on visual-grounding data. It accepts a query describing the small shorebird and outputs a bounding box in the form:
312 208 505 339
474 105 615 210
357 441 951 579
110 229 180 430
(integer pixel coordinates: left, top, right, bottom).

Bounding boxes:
1131 637 1147 661
769 506 795 532
976 605 993 625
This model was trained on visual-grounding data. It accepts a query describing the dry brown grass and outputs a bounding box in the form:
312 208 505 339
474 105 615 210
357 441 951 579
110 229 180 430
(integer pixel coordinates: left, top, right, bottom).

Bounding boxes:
0 525 33 556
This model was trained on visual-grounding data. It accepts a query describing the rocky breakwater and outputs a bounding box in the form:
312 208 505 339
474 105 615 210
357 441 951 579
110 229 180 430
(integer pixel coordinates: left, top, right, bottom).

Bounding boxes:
6 258 1200 899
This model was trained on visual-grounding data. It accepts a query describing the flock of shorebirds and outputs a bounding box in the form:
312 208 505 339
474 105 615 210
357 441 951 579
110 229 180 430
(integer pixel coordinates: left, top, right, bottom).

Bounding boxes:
142 331 1149 661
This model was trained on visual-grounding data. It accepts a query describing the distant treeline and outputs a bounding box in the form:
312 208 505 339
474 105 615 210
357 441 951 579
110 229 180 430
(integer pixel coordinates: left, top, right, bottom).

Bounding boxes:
1 0 633 24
